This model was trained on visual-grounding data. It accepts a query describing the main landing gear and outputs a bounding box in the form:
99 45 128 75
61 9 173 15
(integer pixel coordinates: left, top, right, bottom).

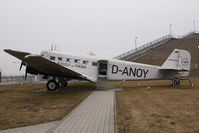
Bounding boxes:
46 79 68 91
46 80 58 91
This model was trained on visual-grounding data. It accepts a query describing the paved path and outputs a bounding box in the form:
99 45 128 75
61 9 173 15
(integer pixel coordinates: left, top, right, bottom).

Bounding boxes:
0 121 60 133
0 90 115 133
53 90 115 133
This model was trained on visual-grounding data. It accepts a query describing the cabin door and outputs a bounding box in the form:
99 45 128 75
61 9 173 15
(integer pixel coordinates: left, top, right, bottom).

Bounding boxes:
97 60 108 89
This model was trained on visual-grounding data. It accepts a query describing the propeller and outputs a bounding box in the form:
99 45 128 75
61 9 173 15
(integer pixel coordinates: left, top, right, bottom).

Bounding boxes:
19 62 28 80
19 63 23 71
19 62 26 71
25 69 27 80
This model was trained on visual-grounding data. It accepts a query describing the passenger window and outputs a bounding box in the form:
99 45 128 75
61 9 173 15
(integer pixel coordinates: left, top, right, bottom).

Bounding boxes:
50 56 55 61
92 62 97 66
83 61 89 64
74 59 80 63
58 57 63 61
66 58 71 62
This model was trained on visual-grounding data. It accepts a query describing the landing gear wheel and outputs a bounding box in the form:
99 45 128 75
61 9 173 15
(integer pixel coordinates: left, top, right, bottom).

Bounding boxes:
47 80 58 91
59 81 68 88
176 80 180 86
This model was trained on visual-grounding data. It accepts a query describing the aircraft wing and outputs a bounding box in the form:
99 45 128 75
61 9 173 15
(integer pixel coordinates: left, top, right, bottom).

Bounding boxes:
4 49 95 82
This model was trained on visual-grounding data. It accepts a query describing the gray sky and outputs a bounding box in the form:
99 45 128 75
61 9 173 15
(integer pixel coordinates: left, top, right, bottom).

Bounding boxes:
0 0 199 75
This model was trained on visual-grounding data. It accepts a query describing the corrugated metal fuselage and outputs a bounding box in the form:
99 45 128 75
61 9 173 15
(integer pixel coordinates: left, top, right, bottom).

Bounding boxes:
42 51 177 81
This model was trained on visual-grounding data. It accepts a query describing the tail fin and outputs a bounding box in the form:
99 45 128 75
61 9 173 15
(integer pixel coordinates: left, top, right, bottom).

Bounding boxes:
162 49 191 72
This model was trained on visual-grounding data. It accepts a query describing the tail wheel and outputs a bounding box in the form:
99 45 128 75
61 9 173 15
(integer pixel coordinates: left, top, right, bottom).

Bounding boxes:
47 80 58 91
171 79 181 86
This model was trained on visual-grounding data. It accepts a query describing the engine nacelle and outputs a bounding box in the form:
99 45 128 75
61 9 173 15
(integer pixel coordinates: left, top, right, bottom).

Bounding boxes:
26 66 43 75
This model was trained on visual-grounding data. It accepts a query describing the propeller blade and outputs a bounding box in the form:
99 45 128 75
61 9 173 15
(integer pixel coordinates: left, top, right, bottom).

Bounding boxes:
19 62 23 71
19 62 26 71
25 69 27 80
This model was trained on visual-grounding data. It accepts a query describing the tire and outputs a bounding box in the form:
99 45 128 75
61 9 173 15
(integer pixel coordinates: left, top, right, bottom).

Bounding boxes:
59 81 68 88
46 80 58 91
176 80 180 86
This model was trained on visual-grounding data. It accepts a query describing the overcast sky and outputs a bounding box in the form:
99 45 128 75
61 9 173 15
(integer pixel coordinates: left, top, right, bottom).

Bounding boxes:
0 0 199 75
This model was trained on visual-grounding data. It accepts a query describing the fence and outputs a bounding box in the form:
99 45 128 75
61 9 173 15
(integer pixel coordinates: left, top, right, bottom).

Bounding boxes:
0 75 45 84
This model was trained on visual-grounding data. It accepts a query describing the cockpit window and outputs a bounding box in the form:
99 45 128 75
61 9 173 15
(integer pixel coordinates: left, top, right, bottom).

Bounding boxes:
50 56 56 61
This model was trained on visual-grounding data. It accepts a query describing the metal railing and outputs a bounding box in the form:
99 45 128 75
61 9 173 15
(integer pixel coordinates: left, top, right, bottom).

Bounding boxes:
114 34 174 60
114 31 199 61
174 31 194 39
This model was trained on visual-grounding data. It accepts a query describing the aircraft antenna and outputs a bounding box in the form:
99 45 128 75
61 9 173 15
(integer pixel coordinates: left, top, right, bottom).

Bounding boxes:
135 37 138 50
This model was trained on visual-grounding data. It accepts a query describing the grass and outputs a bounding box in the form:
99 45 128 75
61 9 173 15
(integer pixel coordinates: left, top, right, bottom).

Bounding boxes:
116 36 199 132
115 78 199 133
1 78 199 133
0 82 95 130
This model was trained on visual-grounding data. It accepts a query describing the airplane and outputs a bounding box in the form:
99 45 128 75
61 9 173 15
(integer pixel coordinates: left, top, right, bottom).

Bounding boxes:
4 48 191 90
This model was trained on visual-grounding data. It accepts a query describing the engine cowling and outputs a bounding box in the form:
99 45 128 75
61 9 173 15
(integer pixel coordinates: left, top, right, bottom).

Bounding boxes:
26 66 43 75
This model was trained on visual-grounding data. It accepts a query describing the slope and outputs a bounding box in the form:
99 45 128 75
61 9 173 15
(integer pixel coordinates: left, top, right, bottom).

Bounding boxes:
131 33 199 77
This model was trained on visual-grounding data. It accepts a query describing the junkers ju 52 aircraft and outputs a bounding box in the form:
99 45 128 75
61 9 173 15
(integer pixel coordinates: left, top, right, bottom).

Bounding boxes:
4 49 191 90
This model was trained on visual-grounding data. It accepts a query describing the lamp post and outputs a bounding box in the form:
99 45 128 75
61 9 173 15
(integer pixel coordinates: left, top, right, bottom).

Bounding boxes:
135 37 138 50
169 24 172 35
193 20 196 32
